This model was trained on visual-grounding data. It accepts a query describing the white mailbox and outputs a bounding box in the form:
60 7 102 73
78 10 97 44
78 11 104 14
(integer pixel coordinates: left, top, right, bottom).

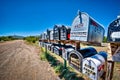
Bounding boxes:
82 51 107 80
70 11 105 43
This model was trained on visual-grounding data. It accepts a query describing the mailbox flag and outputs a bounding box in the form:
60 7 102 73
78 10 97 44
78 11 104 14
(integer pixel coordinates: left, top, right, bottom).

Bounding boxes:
67 34 70 40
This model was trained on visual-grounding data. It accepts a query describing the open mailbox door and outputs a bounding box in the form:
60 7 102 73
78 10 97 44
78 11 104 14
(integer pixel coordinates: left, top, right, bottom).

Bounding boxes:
68 47 97 72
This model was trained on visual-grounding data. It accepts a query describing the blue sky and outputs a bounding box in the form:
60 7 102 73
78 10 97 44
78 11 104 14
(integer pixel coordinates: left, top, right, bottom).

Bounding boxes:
0 0 120 36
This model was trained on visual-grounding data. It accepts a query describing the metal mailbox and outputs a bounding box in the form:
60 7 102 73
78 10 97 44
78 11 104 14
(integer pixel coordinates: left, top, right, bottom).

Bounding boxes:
40 42 44 47
62 44 75 60
107 16 120 42
45 42 52 50
82 51 107 80
41 32 47 40
70 11 105 43
53 25 61 40
39 41 42 46
47 29 53 40
60 25 71 40
68 47 97 72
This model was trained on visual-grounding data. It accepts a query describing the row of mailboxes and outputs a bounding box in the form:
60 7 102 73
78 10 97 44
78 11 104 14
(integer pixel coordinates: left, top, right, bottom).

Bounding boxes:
41 25 71 40
39 41 108 80
40 11 120 43
68 47 108 80
107 17 120 42
40 11 105 43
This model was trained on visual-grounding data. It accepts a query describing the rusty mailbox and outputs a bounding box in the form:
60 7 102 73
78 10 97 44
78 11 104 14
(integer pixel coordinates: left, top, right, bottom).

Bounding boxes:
68 47 97 72
60 25 71 40
70 11 105 43
82 51 107 80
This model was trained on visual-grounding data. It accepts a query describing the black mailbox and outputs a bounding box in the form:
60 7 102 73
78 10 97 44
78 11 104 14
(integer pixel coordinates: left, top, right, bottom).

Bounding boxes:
60 25 71 40
53 25 61 40
107 17 120 42
68 47 97 72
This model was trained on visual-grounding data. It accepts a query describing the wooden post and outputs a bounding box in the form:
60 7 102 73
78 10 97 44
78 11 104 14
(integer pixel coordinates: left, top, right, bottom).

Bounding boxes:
106 43 120 80
75 41 80 50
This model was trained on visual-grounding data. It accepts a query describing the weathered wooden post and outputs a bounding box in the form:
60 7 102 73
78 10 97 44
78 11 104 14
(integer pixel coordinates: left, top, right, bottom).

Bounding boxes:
106 43 120 80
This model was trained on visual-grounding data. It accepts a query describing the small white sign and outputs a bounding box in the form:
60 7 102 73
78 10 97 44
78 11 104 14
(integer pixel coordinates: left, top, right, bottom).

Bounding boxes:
111 32 120 39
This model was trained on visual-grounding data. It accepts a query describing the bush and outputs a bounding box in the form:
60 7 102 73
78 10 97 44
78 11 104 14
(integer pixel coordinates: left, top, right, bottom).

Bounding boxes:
0 36 18 41
24 36 39 43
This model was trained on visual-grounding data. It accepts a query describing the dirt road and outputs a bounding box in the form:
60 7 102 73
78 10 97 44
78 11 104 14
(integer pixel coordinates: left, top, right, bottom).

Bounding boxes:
0 40 58 80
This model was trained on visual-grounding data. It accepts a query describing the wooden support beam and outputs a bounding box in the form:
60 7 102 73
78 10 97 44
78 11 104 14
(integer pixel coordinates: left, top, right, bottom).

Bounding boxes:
106 43 120 80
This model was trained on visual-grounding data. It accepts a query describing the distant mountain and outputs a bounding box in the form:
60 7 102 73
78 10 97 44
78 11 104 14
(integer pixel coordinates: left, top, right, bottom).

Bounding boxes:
12 35 24 39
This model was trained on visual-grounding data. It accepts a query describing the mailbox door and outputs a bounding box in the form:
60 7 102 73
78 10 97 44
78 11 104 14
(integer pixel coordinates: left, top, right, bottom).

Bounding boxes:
68 50 83 72
82 58 98 80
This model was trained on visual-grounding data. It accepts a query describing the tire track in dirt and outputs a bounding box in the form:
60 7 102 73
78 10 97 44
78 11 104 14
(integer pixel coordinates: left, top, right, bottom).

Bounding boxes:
0 40 58 80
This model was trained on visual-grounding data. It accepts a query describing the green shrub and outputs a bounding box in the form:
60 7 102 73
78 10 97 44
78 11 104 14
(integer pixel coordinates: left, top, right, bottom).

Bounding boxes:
24 36 39 43
40 47 84 80
54 63 64 73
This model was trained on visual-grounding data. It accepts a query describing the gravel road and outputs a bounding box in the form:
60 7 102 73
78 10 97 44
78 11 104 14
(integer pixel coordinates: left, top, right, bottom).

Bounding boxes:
0 40 58 80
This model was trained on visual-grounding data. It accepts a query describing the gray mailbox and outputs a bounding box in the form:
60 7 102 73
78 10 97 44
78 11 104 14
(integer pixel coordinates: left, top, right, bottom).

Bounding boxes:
70 11 105 43
68 47 97 72
47 29 53 40
107 17 120 42
41 32 47 40
53 25 61 40
60 25 71 40
82 51 107 80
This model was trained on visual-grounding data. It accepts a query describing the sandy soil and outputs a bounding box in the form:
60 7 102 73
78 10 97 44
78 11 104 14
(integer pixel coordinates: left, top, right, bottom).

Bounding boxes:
0 40 58 80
